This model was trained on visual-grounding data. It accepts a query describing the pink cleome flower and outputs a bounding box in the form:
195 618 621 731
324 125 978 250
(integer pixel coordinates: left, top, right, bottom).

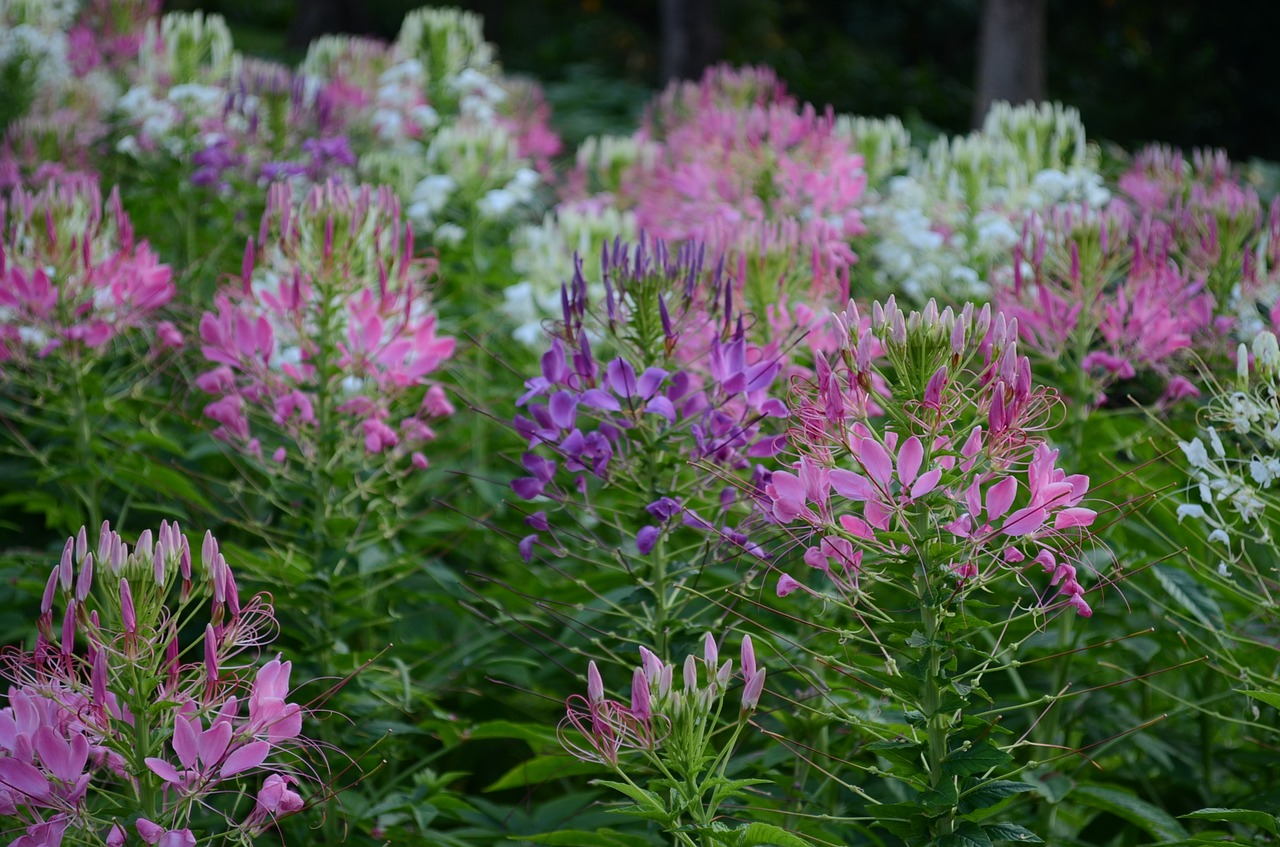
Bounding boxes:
196 179 455 464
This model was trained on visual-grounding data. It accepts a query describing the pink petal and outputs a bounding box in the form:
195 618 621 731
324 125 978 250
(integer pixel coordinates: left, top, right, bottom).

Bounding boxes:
1002 505 1047 536
145 757 184 784
829 469 875 501
838 513 874 539
858 437 893 487
897 436 923 488
199 719 233 767
0 758 51 799
172 714 199 770
776 574 800 597
986 477 1018 521
909 468 942 499
220 740 270 778
1054 507 1097 529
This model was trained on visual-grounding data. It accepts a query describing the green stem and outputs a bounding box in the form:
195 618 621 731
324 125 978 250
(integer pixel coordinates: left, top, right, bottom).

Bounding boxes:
917 559 955 840
70 355 101 533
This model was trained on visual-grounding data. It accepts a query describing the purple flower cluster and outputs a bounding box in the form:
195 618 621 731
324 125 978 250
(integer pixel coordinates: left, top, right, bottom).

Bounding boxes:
512 234 793 562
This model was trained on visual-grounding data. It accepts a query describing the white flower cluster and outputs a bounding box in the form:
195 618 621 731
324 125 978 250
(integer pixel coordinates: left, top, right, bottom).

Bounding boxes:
304 11 547 246
0 0 75 118
1177 331 1280 556
504 202 639 343
1 0 78 30
862 101 1109 303
832 114 911 189
394 6 495 95
114 12 240 159
136 10 234 86
574 133 660 196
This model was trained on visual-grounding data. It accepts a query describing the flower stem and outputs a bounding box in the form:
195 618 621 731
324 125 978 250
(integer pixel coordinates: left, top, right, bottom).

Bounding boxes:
917 558 955 840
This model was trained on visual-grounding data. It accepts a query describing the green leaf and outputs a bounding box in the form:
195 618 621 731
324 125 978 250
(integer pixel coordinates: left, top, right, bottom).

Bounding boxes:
1240 689 1280 710
732 822 814 847
522 829 652 847
918 780 961 810
1181 808 1280 835
983 823 1044 843
867 738 926 776
943 742 1013 778
959 780 1037 815
937 820 994 847
482 755 606 792
1152 565 1224 630
465 720 557 747
1072 784 1189 842
593 779 665 812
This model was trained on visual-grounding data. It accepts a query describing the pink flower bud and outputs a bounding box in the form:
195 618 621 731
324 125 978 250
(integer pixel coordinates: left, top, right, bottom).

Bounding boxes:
741 666 766 711
107 823 126 847
683 654 698 690
202 530 216 571
630 668 651 720
205 624 219 688
61 599 76 655
96 520 112 561
740 634 757 681
41 567 58 616
76 552 93 602
638 645 662 683
702 632 718 670
59 538 73 591
76 526 88 563
586 661 604 705
120 578 136 635
92 648 108 706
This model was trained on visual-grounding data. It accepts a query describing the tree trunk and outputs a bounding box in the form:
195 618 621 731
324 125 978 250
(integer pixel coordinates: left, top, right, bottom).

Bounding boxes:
660 0 718 83
972 0 1047 126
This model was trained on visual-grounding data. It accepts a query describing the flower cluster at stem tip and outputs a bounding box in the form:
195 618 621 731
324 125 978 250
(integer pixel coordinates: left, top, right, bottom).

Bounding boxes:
558 633 767 767
764 296 1101 617
0 520 320 845
197 178 455 466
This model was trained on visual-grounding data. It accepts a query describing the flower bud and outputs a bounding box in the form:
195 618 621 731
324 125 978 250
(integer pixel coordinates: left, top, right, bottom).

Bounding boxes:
683 654 698 690
702 632 718 670
586 661 604 705
76 553 94 602
638 645 662 683
120 578 136 636
740 634 757 681
741 667 766 711
630 667 651 720
59 538 74 592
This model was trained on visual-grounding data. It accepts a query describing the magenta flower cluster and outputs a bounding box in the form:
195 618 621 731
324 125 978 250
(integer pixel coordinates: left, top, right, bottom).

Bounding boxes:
0 174 178 365
766 297 1099 617
569 64 866 299
197 179 455 464
0 521 316 845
